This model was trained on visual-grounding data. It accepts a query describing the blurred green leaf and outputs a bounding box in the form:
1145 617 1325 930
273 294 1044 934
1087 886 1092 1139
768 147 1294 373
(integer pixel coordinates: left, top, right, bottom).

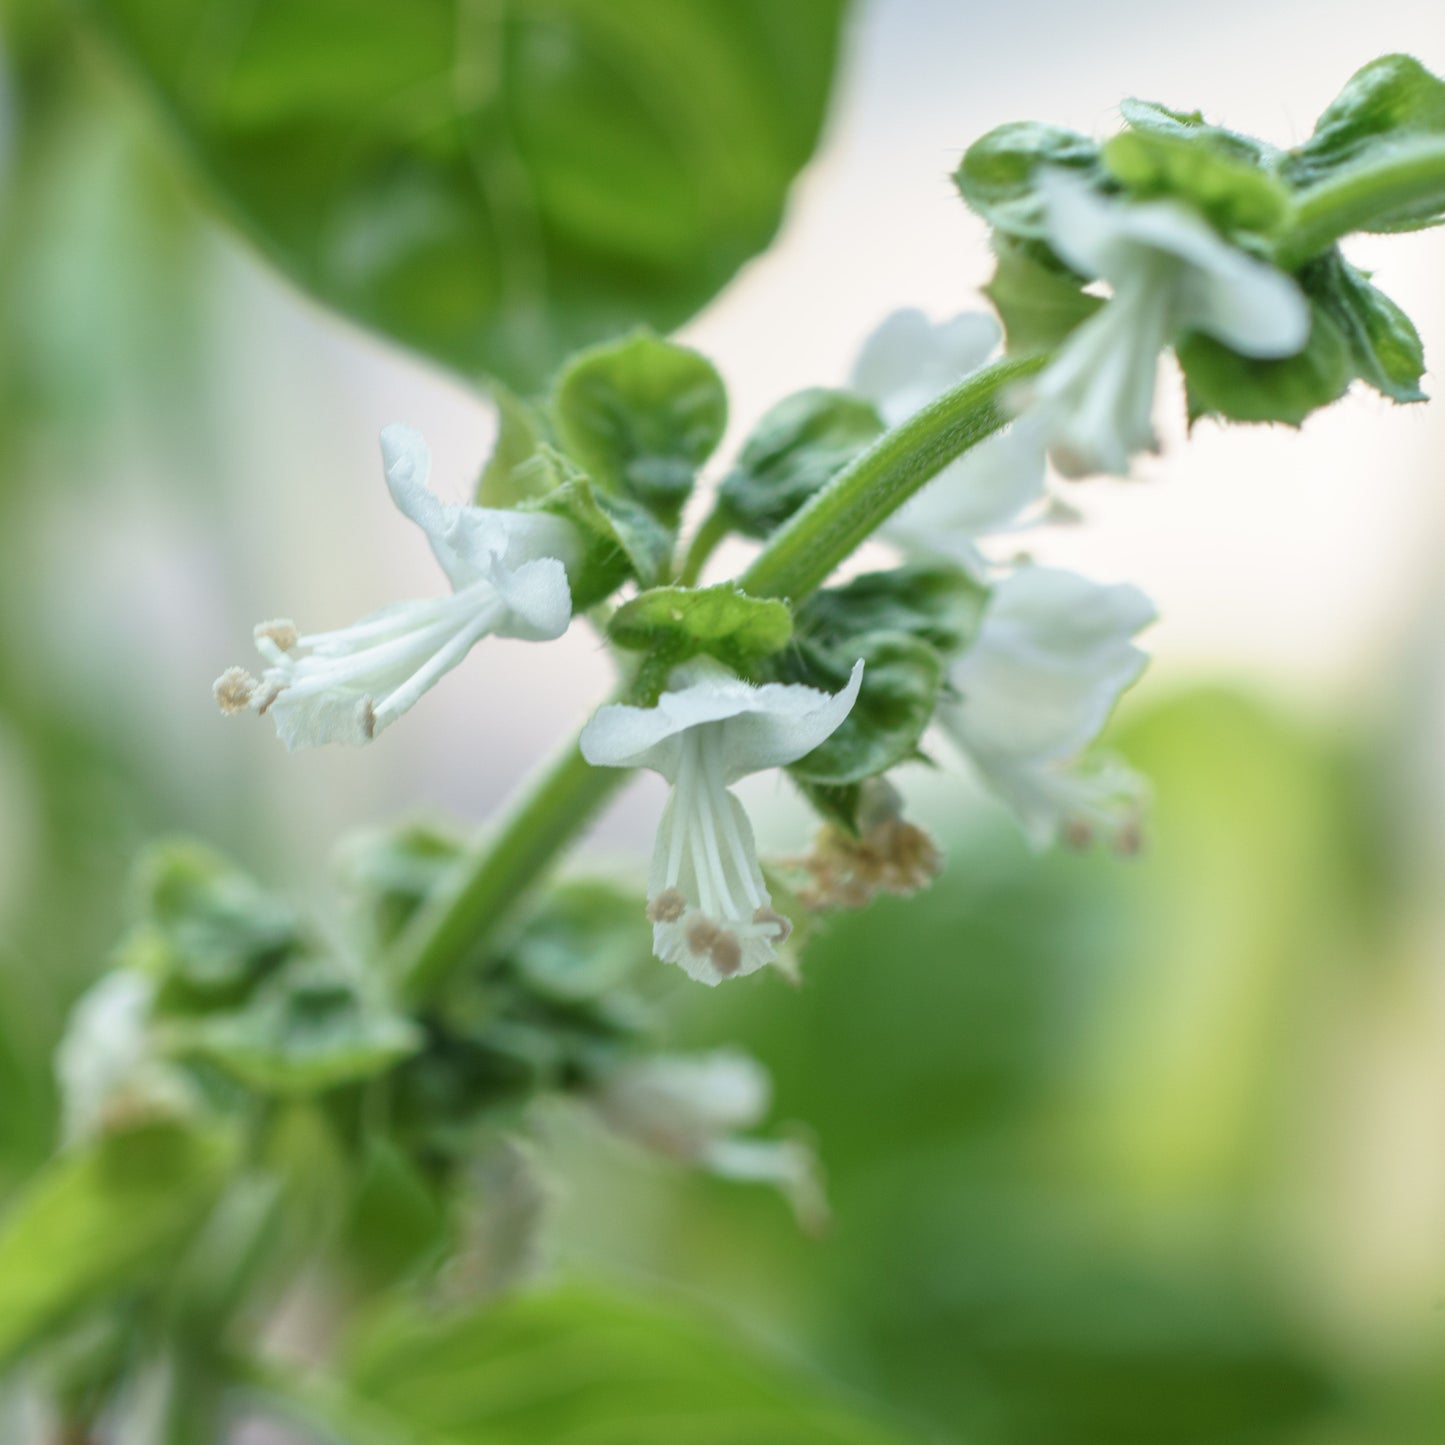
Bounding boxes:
341 1285 920 1445
784 633 942 826
174 962 421 1097
83 0 847 387
718 388 885 539
1308 252 1427 403
529 461 675 602
506 880 652 1003
1103 128 1291 236
0 1122 234 1371
553 331 726 526
610 584 792 670
1179 300 1353 425
121 841 306 1007
475 386 547 509
797 563 988 660
955 121 1105 239
984 234 1103 356
1284 53 1445 230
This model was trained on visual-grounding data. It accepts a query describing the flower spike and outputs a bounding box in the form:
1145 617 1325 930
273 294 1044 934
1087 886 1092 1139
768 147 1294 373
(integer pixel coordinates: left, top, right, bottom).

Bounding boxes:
580 659 863 984
214 425 581 749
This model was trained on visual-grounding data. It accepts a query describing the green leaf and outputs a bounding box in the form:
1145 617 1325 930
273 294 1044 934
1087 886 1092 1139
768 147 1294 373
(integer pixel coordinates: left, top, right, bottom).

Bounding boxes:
338 820 466 955
784 632 942 794
1307 252 1427 403
340 1285 918 1445
1179 301 1353 425
0 1122 234 1370
121 841 305 1007
1103 128 1291 237
610 584 792 669
955 121 1105 239
505 880 652 1003
475 386 547 509
553 331 726 526
797 563 989 659
1285 54 1445 229
174 962 421 1097
527 456 675 602
83 0 848 388
718 388 884 538
1119 97 1277 166
984 235 1104 355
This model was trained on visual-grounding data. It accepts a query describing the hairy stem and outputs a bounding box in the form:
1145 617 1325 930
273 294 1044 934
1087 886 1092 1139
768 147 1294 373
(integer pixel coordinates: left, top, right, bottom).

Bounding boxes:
675 506 731 585
1274 137 1445 270
393 354 1045 1002
741 354 1045 598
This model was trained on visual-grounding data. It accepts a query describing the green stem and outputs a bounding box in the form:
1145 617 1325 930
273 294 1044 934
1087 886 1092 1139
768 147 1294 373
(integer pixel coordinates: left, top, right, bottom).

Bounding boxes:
394 731 629 1003
1274 137 1445 270
675 506 730 585
741 353 1046 599
393 353 1046 1003
227 1355 408 1445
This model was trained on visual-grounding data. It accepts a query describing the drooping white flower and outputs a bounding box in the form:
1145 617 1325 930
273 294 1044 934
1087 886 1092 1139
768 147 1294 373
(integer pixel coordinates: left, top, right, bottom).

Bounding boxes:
56 971 193 1142
851 308 1049 578
593 1050 826 1231
1028 174 1311 478
939 565 1155 848
214 425 580 749
579 659 864 985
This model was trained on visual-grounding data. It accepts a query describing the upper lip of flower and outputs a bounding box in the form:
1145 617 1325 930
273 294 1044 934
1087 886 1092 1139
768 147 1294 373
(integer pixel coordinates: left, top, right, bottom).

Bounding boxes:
580 658 864 985
214 425 580 749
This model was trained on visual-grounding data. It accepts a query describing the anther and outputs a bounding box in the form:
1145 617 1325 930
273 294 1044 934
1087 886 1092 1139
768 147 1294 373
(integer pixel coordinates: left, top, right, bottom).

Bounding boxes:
1062 818 1094 850
709 931 743 977
753 905 792 943
213 667 258 715
647 888 687 924
358 698 377 741
684 915 720 955
254 618 299 652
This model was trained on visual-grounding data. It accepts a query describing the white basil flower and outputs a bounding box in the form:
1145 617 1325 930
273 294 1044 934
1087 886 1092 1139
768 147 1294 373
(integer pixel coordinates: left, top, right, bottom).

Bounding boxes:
56 972 193 1142
214 425 580 749
851 308 1048 578
580 659 863 985
593 1050 826 1230
1031 173 1310 478
939 565 1155 848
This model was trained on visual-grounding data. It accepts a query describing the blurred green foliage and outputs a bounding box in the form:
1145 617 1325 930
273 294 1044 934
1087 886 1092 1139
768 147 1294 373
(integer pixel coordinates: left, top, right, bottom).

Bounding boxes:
81 0 849 388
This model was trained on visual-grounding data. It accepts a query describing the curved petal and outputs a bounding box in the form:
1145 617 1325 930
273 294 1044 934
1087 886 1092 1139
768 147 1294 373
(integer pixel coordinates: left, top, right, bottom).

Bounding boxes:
946 567 1154 764
1177 248 1311 358
717 659 865 782
851 308 1001 426
490 555 574 641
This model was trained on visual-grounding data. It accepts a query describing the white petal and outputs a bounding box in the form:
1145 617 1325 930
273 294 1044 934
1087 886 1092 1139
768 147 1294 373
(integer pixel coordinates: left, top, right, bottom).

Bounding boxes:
490 555 573 641
945 566 1154 764
970 752 1148 851
852 308 1001 426
580 659 864 785
1039 175 1309 360
595 1050 772 1156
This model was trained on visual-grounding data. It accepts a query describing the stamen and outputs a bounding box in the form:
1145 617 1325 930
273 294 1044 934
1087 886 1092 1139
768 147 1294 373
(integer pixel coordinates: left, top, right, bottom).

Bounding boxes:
648 889 686 924
254 618 299 652
709 932 742 977
685 915 721 955
753 906 792 943
213 667 258 715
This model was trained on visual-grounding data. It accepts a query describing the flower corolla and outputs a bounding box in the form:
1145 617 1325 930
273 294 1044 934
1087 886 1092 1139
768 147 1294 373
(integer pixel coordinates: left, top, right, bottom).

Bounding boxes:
939 565 1155 848
580 659 863 985
214 425 580 749
1029 174 1310 478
